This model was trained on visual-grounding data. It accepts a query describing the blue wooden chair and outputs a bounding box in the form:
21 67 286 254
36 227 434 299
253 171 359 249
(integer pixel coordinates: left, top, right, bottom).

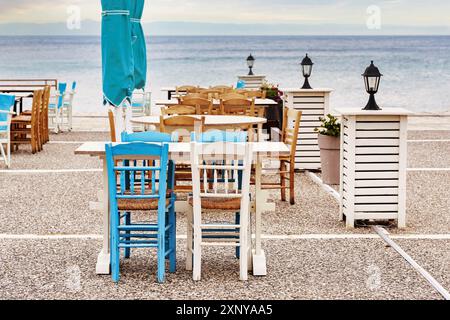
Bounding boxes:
106 142 176 283
48 82 67 133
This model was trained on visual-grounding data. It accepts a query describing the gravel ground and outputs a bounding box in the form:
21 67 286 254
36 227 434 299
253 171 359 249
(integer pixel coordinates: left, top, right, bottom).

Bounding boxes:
0 172 102 235
49 131 110 142
396 240 450 292
0 238 443 300
8 144 101 170
408 141 450 168
408 130 450 140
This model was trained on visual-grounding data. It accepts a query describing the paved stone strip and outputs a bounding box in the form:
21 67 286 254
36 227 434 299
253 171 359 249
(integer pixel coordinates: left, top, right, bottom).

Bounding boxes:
1 233 449 240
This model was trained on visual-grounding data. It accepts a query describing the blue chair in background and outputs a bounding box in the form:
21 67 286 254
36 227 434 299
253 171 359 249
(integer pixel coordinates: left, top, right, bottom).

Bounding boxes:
60 81 76 132
106 142 176 283
131 90 152 131
0 94 15 168
48 82 67 133
236 80 246 89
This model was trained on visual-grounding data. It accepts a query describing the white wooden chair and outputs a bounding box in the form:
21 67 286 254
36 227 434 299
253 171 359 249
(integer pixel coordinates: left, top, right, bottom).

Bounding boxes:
131 90 151 131
187 142 253 281
0 94 15 168
60 81 77 132
48 89 63 133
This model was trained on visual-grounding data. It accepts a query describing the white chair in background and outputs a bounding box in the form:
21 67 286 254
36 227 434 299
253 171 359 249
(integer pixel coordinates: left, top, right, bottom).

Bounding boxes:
187 141 253 281
0 94 15 168
48 83 67 133
131 90 151 131
60 81 77 132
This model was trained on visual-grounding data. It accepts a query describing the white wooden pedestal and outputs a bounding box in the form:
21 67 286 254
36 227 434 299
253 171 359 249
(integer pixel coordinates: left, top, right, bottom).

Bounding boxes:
336 108 411 228
237 75 266 90
281 88 333 170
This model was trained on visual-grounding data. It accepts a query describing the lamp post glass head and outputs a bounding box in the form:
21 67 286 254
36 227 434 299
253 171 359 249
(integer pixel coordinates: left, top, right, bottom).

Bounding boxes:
362 60 383 110
247 54 255 76
301 54 313 89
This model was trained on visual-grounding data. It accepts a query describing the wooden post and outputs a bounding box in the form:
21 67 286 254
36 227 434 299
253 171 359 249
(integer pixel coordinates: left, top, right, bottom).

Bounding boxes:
336 108 411 228
281 88 333 170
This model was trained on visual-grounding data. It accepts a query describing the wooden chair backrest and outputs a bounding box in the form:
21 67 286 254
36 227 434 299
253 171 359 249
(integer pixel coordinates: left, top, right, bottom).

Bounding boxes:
234 89 266 99
181 97 213 115
282 108 302 160
160 115 205 142
42 86 50 141
221 98 255 116
219 93 247 100
108 110 116 142
190 142 253 205
210 85 233 93
176 85 198 96
181 93 208 101
197 89 222 100
31 90 43 137
161 104 197 116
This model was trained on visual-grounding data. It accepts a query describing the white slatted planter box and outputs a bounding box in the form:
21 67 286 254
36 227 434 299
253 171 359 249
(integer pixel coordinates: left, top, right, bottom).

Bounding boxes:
337 108 411 228
281 88 333 170
237 75 266 89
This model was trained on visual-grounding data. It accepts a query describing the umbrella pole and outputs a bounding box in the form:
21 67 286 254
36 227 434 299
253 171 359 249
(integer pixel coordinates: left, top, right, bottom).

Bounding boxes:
113 105 124 142
123 100 133 134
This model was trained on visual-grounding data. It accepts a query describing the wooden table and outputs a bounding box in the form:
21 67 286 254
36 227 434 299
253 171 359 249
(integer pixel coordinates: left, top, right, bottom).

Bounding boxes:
131 115 267 141
0 89 35 114
75 141 290 276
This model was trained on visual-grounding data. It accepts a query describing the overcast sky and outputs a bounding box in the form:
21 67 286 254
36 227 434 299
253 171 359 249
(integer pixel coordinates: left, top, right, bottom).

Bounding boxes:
0 0 449 27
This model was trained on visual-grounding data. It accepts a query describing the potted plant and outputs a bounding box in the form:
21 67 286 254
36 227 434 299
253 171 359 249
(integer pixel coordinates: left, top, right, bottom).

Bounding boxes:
261 81 284 132
315 114 341 185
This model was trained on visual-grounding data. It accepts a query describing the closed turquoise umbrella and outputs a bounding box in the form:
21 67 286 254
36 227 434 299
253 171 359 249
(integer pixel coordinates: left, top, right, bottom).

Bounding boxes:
101 0 134 107
130 0 147 90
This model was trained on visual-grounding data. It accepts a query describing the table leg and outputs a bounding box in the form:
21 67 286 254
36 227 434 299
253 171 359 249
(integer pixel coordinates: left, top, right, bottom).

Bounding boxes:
96 158 111 275
252 158 274 276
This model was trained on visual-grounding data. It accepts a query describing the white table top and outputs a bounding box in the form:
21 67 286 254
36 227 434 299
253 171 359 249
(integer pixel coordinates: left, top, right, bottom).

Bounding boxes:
279 88 334 93
131 115 267 126
155 98 277 106
335 107 413 116
75 141 290 158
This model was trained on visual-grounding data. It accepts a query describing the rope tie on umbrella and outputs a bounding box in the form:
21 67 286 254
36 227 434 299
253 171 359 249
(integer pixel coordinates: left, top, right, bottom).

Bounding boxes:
102 10 130 16
130 18 141 23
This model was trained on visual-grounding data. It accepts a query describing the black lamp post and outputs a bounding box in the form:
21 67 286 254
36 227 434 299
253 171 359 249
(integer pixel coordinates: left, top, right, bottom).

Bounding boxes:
301 54 313 89
362 60 383 110
247 54 255 76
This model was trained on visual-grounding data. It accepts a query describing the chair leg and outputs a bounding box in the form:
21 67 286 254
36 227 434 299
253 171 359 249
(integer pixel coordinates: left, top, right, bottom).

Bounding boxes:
111 212 120 283
124 213 131 259
239 210 249 281
247 205 253 273
192 206 202 281
7 140 11 168
0 143 7 168
280 160 286 202
169 202 176 273
157 205 166 283
235 212 240 259
289 162 295 205
186 207 193 271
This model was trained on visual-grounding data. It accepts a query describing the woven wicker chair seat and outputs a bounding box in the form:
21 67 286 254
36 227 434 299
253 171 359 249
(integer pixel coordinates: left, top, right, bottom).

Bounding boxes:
118 198 170 211
117 190 172 211
188 196 241 211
